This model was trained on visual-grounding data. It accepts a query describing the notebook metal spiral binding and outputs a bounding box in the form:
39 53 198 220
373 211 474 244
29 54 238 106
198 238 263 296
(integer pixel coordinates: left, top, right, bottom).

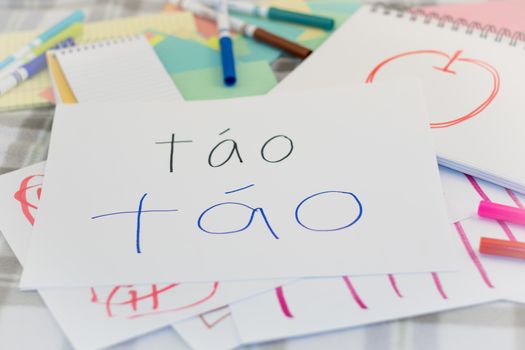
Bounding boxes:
56 34 143 55
370 2 525 47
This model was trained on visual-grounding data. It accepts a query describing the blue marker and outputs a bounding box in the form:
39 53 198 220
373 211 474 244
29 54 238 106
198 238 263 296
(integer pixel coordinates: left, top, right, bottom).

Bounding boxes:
0 38 75 96
0 10 84 72
217 0 236 86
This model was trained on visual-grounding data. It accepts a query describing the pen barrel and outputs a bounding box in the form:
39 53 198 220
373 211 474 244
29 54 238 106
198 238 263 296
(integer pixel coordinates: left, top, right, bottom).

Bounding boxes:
23 54 47 78
479 237 525 260
267 8 335 30
0 75 19 96
219 37 236 86
0 51 36 80
253 28 312 59
227 1 255 15
478 200 525 225
0 37 74 96
0 46 31 67
181 0 217 21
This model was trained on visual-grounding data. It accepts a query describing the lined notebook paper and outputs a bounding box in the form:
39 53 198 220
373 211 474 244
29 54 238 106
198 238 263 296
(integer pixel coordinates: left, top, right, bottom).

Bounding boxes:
54 35 181 102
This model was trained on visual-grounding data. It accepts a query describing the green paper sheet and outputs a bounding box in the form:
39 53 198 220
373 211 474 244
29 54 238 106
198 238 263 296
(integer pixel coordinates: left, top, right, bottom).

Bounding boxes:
154 31 284 74
172 61 277 100
307 1 361 15
300 34 330 50
155 35 221 74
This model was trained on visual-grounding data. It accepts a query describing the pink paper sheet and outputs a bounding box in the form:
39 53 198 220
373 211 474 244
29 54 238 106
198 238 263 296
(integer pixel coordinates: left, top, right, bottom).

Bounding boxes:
422 0 525 33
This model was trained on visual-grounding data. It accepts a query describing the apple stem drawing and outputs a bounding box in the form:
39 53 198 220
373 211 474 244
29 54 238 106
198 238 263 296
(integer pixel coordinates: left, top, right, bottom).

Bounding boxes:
433 50 462 74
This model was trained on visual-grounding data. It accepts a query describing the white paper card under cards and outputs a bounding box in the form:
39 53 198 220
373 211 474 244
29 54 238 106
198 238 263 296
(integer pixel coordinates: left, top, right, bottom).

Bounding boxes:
21 83 462 288
231 217 525 344
173 307 241 350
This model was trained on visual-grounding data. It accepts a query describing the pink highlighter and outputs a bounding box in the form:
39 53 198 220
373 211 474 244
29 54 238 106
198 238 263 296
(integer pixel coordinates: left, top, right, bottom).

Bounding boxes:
478 200 525 225
477 200 525 260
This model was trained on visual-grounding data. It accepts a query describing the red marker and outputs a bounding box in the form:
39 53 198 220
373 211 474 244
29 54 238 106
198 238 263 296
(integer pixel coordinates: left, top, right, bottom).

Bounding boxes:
479 237 525 260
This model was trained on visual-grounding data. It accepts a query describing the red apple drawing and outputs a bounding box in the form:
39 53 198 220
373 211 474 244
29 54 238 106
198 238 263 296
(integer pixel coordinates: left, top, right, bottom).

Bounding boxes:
366 50 500 128
90 281 219 319
14 174 44 226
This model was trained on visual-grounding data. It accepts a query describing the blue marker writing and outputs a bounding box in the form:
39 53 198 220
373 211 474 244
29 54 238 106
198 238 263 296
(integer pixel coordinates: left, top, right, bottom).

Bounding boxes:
198 184 278 239
91 193 178 254
295 191 363 232
198 201 279 239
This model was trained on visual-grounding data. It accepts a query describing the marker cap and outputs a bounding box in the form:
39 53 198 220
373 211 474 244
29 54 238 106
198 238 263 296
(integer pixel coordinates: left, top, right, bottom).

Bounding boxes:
219 37 236 86
479 237 525 260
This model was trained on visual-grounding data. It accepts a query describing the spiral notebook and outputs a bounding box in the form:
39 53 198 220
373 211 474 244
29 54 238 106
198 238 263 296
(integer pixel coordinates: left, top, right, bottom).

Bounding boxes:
276 3 525 194
49 35 181 103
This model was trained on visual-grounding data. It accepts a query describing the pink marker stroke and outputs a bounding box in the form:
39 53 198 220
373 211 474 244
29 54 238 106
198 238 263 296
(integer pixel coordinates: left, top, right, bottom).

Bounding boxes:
342 276 368 310
388 274 403 298
431 272 448 300
454 221 494 288
276 286 293 318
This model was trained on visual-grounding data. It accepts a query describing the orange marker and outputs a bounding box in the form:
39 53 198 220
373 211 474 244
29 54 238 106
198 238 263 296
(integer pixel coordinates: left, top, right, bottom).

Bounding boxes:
479 237 525 260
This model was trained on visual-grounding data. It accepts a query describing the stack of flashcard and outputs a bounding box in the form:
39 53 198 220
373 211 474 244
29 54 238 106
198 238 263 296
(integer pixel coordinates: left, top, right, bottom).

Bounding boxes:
3 2 525 350
3 82 468 348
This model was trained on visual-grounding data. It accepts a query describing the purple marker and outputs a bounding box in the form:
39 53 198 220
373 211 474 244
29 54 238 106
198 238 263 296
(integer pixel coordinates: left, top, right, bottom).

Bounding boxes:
0 37 75 96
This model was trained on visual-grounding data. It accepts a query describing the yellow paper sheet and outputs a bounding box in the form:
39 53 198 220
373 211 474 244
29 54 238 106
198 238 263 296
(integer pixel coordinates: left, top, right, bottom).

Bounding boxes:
0 12 196 111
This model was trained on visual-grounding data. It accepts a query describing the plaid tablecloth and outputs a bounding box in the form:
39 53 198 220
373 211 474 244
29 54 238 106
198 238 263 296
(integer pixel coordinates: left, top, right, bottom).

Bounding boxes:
1 1 525 349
